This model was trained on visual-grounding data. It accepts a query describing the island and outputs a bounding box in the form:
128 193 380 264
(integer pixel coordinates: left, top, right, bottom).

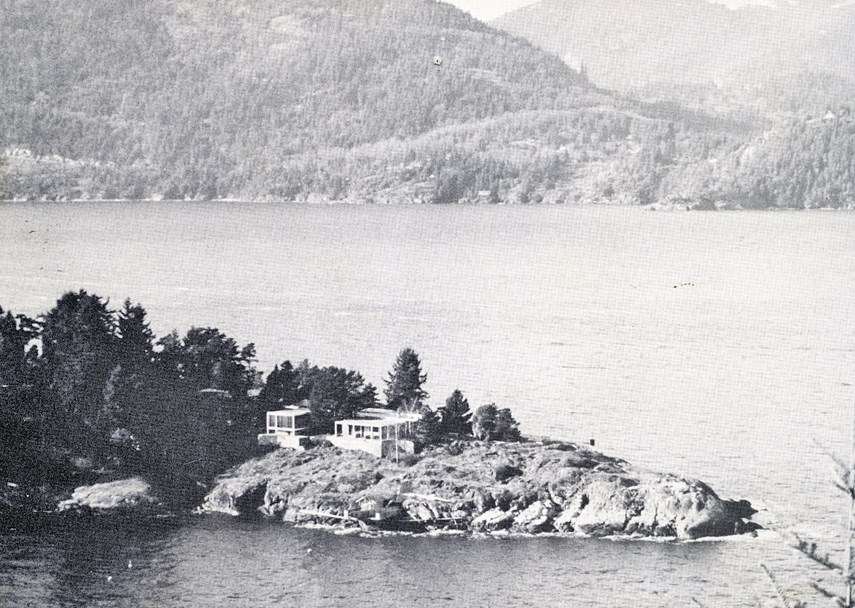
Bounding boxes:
200 439 757 540
1 291 758 541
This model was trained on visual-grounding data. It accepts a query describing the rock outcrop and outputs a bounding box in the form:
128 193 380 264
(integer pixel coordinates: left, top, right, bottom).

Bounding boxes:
57 477 159 513
201 441 758 540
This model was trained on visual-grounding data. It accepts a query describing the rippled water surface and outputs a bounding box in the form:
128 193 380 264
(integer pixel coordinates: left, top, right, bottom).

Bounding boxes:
1 202 853 606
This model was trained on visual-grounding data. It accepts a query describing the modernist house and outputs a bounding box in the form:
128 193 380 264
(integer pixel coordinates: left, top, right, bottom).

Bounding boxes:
257 402 312 449
258 403 421 457
328 408 420 458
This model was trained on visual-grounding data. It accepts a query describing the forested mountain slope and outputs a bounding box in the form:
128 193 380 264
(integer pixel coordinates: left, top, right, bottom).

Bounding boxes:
661 111 855 209
1 0 850 208
493 0 855 96
0 0 748 204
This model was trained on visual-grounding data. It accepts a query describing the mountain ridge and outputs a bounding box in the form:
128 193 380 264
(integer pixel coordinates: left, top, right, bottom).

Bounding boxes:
1 0 853 208
0 0 728 204
492 0 855 93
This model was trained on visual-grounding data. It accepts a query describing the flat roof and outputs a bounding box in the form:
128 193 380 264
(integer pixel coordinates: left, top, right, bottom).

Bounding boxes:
336 417 413 426
267 409 311 416
357 408 421 420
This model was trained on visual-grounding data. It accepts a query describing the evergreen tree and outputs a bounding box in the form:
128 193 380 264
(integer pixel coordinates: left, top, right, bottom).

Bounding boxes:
384 347 428 411
438 389 472 436
472 403 522 442
494 408 522 442
155 329 183 373
0 306 39 387
109 300 157 435
306 366 377 433
260 360 308 405
472 403 498 440
0 306 41 465
156 326 256 396
116 299 154 370
412 405 442 446
41 290 117 433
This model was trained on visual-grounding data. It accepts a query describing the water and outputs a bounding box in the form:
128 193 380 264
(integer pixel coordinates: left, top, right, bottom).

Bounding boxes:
0 516 791 608
1 202 853 606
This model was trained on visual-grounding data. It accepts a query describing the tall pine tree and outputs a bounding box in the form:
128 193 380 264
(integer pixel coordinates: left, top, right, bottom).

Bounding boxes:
41 290 117 433
116 299 154 371
384 347 428 411
438 389 472 436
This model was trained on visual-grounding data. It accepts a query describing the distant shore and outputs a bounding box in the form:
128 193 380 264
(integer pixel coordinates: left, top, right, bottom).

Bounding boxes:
2 197 852 211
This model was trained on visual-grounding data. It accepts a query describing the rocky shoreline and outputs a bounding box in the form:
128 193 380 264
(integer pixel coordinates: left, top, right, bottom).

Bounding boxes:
201 440 758 540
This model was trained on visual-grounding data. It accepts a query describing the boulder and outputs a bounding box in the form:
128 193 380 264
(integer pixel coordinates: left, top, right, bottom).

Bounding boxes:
57 477 157 513
494 463 523 482
514 500 558 533
471 508 515 532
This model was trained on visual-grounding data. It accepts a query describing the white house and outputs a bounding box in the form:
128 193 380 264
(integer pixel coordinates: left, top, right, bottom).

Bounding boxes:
258 402 312 449
328 408 420 458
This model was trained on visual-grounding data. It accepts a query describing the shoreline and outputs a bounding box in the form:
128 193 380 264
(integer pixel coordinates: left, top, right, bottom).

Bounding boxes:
1 198 852 210
200 439 760 541
5 439 760 542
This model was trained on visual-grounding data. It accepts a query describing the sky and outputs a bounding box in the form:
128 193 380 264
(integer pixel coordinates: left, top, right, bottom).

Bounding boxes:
446 0 780 22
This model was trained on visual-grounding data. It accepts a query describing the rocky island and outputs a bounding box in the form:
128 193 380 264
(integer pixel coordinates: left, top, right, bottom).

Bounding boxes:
0 296 757 542
201 439 758 540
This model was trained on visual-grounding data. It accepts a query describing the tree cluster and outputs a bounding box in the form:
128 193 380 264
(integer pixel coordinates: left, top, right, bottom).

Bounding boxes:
0 291 270 501
0 292 526 506
382 348 521 447
260 360 377 433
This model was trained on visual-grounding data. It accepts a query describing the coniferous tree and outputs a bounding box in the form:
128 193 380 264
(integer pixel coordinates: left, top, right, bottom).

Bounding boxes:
116 299 154 371
438 389 472 436
260 360 308 405
472 403 522 442
0 306 40 465
472 403 498 440
156 326 256 396
413 405 442 446
384 347 428 411
494 407 522 442
41 290 117 435
307 366 376 432
0 306 39 388
109 300 157 437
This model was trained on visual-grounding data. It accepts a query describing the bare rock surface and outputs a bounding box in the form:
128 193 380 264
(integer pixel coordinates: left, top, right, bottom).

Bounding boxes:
201 441 757 540
57 477 159 513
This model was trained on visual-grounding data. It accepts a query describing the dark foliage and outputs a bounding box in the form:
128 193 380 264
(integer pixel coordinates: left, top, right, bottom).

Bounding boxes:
0 291 263 505
384 347 428 411
260 359 376 433
472 403 522 442
0 289 528 507
412 405 442 446
155 326 256 396
438 389 472 435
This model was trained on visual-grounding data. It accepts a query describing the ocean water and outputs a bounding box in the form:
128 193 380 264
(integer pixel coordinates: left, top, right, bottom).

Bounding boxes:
1 202 853 606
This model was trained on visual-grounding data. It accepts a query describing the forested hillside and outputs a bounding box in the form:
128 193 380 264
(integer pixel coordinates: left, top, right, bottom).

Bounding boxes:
0 0 579 201
1 0 850 208
661 110 855 209
493 0 855 102
0 0 749 204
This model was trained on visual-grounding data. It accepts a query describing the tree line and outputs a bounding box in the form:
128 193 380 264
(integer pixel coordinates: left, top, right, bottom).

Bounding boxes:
0 290 522 505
